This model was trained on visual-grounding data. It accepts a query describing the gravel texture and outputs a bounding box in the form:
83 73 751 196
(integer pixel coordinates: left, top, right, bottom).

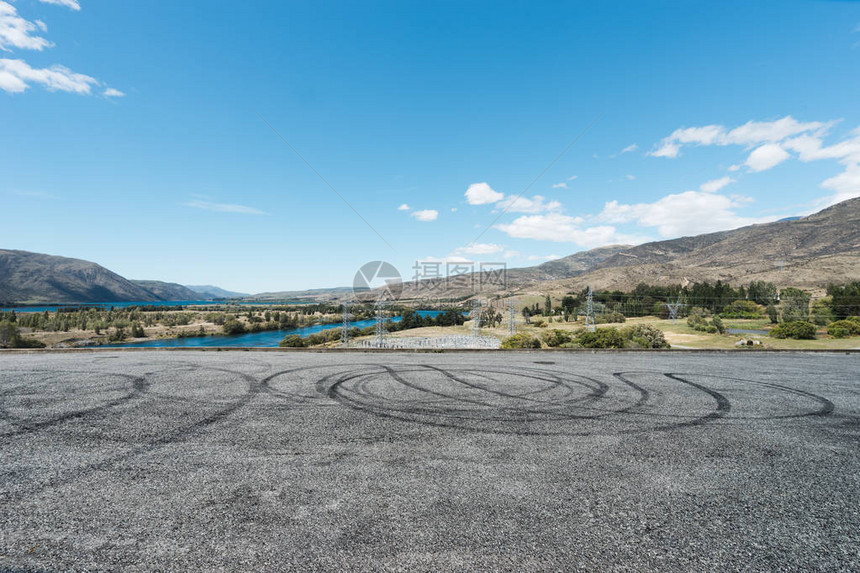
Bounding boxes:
1 350 859 571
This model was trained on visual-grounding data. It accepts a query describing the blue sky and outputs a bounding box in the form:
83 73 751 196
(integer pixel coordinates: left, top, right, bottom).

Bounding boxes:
2 0 859 293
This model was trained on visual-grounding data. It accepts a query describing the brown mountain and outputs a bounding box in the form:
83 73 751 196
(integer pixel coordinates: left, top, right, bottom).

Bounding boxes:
0 251 206 305
0 250 162 304
393 196 860 300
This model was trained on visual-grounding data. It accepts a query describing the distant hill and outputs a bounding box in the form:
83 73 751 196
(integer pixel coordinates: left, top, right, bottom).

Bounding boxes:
390 196 860 300
0 250 160 304
251 286 355 301
185 285 250 299
130 281 200 301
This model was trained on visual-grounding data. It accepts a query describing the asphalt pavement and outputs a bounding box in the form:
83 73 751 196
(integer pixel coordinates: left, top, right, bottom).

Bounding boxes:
1 350 858 571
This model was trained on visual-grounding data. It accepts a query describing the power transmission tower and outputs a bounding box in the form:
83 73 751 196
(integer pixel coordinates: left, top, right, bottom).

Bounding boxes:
585 286 596 332
341 299 351 346
508 296 516 336
374 296 387 347
472 298 482 338
666 295 685 323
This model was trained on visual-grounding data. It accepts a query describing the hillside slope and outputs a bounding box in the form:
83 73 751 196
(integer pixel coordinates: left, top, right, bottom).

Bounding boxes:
0 250 160 304
391 196 860 300
130 281 201 301
185 285 250 299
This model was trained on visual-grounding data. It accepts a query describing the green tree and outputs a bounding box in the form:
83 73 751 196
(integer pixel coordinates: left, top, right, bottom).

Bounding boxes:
826 282 860 320
810 297 835 326
780 288 811 322
766 304 779 324
0 320 19 347
544 295 552 316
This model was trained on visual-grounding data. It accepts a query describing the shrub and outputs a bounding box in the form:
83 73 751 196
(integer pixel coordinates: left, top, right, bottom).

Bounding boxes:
621 324 669 348
542 329 572 347
222 319 246 335
577 328 625 348
596 311 626 324
721 300 761 318
770 321 816 340
11 336 46 348
279 334 305 347
108 326 126 342
500 333 542 349
826 320 860 338
711 315 725 334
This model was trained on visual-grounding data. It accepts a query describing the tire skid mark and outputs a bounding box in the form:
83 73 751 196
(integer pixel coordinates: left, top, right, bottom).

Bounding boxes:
2 366 264 500
0 372 149 439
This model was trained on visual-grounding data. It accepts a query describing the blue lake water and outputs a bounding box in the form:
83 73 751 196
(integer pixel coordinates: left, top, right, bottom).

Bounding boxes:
103 310 445 348
1 300 310 313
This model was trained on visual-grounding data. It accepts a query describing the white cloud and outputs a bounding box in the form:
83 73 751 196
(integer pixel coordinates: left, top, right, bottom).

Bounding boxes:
700 176 735 193
527 254 562 261
411 209 438 222
745 143 790 172
465 182 503 205
38 0 81 10
495 213 646 248
819 163 860 207
625 174 636 181
0 58 98 94
416 255 472 265
552 182 567 189
453 243 505 255
0 1 53 51
0 2 116 97
450 207 457 212
724 117 830 146
496 194 562 214
184 199 265 215
649 116 828 158
621 144 638 154
598 191 771 237
567 175 578 181
397 203 410 211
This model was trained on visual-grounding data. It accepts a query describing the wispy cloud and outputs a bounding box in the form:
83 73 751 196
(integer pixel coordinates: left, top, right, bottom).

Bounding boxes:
184 199 266 215
0 1 52 51
411 209 438 222
552 182 567 189
0 1 119 96
12 190 59 199
700 176 735 193
397 203 410 211
621 144 638 154
38 0 81 10
453 243 504 255
0 58 98 94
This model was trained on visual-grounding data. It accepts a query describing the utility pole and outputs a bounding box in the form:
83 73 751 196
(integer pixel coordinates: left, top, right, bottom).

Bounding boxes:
472 298 482 338
585 286 596 332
